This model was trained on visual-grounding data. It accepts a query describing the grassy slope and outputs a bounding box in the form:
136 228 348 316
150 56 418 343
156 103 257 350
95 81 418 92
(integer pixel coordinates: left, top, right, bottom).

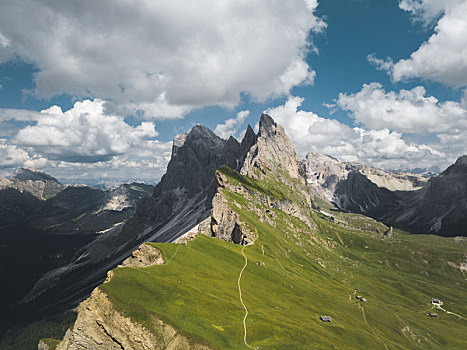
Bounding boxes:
101 168 467 349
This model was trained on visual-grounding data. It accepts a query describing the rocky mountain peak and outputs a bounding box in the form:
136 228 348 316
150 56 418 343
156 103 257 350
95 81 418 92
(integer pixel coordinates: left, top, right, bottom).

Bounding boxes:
240 125 257 155
258 113 277 138
240 114 302 181
455 155 467 166
13 167 60 183
221 136 242 171
186 124 220 142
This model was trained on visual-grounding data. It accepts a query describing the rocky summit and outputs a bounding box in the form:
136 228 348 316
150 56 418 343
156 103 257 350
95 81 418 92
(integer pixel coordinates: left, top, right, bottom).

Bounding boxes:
27 114 466 350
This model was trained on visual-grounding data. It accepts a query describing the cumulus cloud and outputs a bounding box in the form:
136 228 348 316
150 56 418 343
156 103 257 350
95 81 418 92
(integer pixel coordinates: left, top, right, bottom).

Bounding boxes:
14 100 159 163
398 0 464 23
0 0 325 118
389 1 467 87
266 96 446 170
0 140 30 169
214 110 249 139
0 100 173 183
334 83 467 134
367 53 394 72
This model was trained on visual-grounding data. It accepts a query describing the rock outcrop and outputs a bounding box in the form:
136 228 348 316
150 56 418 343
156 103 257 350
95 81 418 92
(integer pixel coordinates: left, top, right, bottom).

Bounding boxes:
209 171 254 244
241 114 303 182
120 244 164 268
56 289 211 350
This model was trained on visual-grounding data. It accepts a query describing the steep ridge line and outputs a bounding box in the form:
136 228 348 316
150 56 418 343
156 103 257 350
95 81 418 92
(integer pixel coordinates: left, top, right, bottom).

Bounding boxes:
238 236 258 350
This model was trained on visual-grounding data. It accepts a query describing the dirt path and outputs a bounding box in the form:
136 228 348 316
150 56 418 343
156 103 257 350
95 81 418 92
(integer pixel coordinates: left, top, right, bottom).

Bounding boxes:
438 306 467 321
238 236 258 349
335 231 344 245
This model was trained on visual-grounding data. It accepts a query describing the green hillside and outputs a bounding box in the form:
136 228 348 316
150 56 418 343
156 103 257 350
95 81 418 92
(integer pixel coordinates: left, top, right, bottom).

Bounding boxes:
100 167 467 349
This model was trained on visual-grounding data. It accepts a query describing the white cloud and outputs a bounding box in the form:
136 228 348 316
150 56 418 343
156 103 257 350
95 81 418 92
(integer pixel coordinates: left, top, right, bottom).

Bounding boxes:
334 83 467 134
0 140 30 169
0 100 173 183
266 96 447 170
214 110 249 139
391 0 467 87
0 0 325 118
0 32 9 47
367 53 394 72
14 100 159 163
398 0 464 23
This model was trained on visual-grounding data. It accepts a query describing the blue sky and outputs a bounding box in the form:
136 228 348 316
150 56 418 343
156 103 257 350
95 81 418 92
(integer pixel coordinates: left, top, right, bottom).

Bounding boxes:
1 0 466 183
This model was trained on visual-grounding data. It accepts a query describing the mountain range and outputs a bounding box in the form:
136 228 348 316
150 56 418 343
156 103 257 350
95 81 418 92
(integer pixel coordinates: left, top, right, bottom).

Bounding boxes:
1 114 466 349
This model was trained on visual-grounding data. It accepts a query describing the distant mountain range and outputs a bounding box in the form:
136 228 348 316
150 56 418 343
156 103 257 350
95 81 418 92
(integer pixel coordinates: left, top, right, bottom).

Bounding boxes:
0 171 153 334
302 152 467 236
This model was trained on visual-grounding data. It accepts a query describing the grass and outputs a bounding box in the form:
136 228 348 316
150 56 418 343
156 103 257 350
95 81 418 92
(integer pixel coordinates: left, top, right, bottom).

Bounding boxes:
0 311 75 350
100 168 467 349
40 338 60 349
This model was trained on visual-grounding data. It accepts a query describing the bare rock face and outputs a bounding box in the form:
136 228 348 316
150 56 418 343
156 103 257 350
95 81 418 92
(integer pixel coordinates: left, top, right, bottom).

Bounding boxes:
210 172 254 244
241 114 303 182
333 155 467 236
302 152 426 202
120 244 164 268
0 167 64 200
220 136 243 171
208 168 314 244
56 289 211 350
37 339 51 350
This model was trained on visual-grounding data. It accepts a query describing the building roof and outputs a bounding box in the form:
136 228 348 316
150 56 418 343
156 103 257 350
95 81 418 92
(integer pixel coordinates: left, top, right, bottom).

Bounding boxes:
320 316 332 322
428 313 438 318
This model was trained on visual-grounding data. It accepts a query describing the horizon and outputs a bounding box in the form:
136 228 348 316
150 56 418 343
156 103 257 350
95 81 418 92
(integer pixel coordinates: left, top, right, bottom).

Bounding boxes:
1 112 454 188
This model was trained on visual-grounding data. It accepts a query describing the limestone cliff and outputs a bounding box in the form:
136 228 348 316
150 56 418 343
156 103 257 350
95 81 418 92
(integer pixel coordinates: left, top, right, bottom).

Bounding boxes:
208 167 314 244
241 114 303 182
56 289 211 350
301 152 427 202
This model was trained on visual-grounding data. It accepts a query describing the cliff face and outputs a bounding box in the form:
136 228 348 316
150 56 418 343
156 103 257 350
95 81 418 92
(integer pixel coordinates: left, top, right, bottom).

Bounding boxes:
380 155 467 235
56 289 211 350
123 124 227 243
301 152 426 201
329 155 467 236
208 114 314 243
241 114 303 182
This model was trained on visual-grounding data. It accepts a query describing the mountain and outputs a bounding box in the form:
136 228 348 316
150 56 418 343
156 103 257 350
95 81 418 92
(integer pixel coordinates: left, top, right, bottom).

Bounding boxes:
3 115 466 348
0 168 64 200
45 114 467 349
1 124 243 343
0 178 153 338
380 155 467 235
301 152 467 236
302 152 427 201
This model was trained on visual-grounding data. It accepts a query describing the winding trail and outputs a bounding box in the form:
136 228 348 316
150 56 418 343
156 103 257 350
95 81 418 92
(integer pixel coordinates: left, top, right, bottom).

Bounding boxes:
438 306 467 321
238 236 258 349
